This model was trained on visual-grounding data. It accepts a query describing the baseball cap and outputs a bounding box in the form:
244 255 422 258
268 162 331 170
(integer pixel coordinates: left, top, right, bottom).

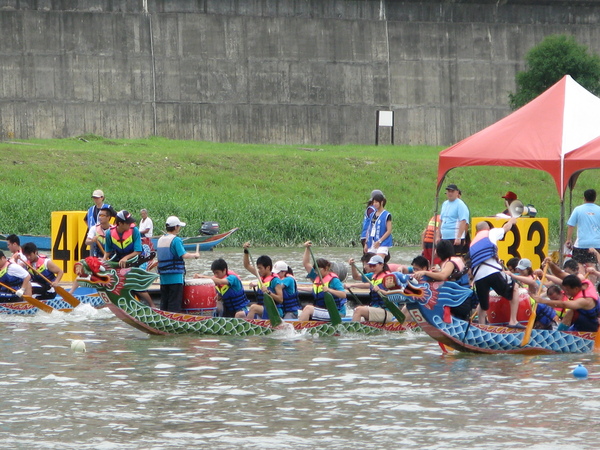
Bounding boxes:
368 255 385 265
516 258 532 270
369 189 384 201
166 216 186 227
272 261 289 274
502 191 518 201
445 184 459 191
116 210 135 224
92 189 104 198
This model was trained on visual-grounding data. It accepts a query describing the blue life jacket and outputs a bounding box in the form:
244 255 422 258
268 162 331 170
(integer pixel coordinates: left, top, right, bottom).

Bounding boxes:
469 231 498 270
216 273 249 313
281 276 301 314
28 255 56 290
157 234 185 275
369 271 390 308
0 262 26 294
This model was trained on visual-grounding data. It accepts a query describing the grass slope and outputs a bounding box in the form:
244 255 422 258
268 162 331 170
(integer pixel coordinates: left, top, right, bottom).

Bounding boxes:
0 135 591 247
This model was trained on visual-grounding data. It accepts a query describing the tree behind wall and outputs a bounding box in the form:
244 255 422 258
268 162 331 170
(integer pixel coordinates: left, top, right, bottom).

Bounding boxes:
509 35 600 110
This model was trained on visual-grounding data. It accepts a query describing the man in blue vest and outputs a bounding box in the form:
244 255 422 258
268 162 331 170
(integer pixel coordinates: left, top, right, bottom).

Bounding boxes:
157 216 199 312
470 217 522 327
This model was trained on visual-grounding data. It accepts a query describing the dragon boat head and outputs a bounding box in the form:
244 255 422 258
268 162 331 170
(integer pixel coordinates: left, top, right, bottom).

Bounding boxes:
385 274 474 321
75 257 158 299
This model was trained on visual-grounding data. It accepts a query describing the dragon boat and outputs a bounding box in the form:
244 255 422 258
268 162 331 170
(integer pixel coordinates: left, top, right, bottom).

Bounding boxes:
387 274 597 354
74 256 418 337
0 292 105 315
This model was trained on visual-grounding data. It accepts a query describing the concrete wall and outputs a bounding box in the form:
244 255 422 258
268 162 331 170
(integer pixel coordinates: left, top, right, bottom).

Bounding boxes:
1 0 600 145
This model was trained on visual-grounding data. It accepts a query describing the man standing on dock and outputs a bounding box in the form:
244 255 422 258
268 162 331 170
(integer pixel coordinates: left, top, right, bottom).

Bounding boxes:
437 184 470 257
566 189 600 268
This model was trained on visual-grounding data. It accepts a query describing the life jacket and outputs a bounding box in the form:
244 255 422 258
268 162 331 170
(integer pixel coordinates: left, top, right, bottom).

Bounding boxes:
469 230 499 272
28 254 56 290
254 274 278 305
281 275 301 314
109 226 135 258
570 283 600 332
215 272 249 313
313 272 346 309
447 258 470 287
0 262 25 293
423 215 441 245
156 234 185 275
369 271 390 308
367 210 393 247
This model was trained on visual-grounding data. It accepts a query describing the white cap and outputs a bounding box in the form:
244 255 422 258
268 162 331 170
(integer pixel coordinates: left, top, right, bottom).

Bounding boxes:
166 216 186 227
272 261 288 274
516 258 532 270
92 189 104 198
368 255 385 265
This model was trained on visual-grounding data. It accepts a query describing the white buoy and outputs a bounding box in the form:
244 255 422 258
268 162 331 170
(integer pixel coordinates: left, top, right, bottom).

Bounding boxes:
71 340 86 353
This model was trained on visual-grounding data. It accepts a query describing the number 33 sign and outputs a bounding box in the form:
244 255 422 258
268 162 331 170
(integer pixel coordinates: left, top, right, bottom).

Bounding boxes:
471 217 548 269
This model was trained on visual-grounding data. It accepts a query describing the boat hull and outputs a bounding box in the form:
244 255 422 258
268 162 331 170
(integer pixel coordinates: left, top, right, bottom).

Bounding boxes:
104 293 417 337
0 294 105 315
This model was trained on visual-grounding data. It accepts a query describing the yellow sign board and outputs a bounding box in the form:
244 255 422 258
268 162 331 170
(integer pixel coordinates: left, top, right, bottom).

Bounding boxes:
471 217 549 269
51 211 89 282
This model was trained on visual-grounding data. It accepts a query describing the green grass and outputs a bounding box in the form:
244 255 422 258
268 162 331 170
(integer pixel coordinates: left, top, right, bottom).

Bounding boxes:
0 135 592 247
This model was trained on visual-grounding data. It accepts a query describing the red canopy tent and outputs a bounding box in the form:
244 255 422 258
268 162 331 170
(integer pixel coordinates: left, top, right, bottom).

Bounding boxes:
436 75 600 252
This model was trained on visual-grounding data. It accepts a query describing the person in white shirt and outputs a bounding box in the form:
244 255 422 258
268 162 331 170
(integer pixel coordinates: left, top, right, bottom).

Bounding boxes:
139 209 154 238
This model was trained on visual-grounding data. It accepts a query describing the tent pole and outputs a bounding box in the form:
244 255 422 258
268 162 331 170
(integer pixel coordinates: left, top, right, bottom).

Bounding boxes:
559 199 565 266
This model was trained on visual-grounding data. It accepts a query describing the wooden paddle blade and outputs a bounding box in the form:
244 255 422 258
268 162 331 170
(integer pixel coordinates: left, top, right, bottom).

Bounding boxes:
520 301 536 347
54 285 80 308
324 292 342 325
263 293 282 328
384 298 406 323
23 295 54 314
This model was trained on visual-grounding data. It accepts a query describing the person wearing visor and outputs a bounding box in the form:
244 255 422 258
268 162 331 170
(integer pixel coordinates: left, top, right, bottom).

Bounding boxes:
350 255 396 324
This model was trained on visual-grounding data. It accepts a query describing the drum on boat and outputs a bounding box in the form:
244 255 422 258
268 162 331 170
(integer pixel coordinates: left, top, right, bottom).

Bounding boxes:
487 287 532 325
183 278 217 316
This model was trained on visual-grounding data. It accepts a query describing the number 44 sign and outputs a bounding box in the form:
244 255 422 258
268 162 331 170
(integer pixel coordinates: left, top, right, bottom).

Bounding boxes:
470 217 549 270
51 211 90 282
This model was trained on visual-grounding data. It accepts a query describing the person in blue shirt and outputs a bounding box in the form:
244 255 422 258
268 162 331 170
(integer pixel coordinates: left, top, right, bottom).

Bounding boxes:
437 184 470 257
157 216 199 312
566 189 600 266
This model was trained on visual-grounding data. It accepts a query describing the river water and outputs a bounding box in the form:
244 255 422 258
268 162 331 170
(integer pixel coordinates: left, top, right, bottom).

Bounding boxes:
1 247 600 448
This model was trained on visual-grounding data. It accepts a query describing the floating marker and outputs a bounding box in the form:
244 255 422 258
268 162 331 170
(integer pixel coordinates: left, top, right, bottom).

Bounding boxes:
71 340 86 353
572 364 588 379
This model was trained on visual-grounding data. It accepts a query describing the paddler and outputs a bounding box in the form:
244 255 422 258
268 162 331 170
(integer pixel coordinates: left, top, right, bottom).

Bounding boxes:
533 275 600 332
298 241 347 321
22 242 63 300
85 207 112 258
197 258 249 318
0 250 32 302
242 243 283 319
348 255 397 323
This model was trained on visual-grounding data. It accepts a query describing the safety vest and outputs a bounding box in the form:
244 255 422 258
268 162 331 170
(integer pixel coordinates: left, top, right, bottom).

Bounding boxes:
369 271 390 308
367 210 393 247
469 230 498 269
423 215 440 245
109 226 135 258
312 272 345 309
28 254 56 289
215 272 249 313
571 283 600 332
254 274 277 305
157 234 185 275
0 262 25 293
281 275 301 314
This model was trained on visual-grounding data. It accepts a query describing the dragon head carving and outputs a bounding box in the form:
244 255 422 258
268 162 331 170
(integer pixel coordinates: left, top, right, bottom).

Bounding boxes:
75 257 158 298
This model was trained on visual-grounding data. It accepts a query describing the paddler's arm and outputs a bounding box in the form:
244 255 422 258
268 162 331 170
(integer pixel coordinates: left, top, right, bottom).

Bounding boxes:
302 241 313 273
241 242 258 276
21 275 32 297
323 277 346 299
348 258 367 281
533 295 594 310
46 259 64 286
270 283 284 304
543 256 565 280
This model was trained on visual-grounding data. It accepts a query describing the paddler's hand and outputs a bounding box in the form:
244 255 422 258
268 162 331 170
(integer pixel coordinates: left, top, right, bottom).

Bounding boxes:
348 258 355 265
15 288 24 298
412 271 424 280
118 258 129 268
249 281 257 289
243 242 251 249
303 241 312 248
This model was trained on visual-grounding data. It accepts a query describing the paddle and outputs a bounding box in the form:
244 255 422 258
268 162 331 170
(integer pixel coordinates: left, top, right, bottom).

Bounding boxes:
0 281 55 314
23 260 80 308
520 262 549 346
246 249 282 327
307 245 342 326
346 287 363 305
350 262 406 323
